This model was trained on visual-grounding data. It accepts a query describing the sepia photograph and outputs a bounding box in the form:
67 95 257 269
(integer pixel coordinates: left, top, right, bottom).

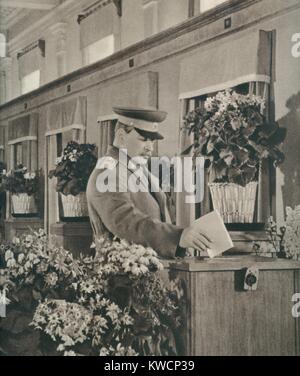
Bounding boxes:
0 0 299 361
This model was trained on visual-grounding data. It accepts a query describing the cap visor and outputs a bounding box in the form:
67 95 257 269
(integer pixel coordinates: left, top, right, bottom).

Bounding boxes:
135 128 164 140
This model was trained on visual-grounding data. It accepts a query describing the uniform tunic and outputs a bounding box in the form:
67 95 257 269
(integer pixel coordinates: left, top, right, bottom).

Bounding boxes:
86 146 184 259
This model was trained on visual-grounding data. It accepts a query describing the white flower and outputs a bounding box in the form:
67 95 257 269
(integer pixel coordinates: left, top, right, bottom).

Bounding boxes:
100 347 110 356
126 347 138 356
18 253 25 263
7 258 16 268
64 351 76 356
106 303 121 321
5 250 14 262
131 264 148 276
121 313 133 326
45 272 59 287
204 97 214 111
12 237 20 245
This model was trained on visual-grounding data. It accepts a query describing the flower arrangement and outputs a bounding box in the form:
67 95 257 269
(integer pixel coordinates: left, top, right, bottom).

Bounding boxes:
0 232 183 356
184 90 286 186
49 141 97 196
253 205 300 260
0 165 39 196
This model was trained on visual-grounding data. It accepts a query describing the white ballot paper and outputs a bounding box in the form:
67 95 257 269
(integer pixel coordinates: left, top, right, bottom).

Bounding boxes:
193 210 234 258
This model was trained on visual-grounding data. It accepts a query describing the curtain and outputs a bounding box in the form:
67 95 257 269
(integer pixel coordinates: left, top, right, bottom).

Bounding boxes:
80 1 116 50
46 97 87 136
98 119 117 157
45 97 87 233
179 30 272 100
18 42 44 79
176 30 273 226
8 113 38 170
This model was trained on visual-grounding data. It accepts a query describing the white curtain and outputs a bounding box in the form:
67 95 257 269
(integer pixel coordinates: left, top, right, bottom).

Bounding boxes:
8 113 38 171
18 42 44 80
80 1 116 50
179 30 272 100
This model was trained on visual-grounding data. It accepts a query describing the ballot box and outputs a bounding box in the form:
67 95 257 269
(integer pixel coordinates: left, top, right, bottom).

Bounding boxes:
169 256 300 356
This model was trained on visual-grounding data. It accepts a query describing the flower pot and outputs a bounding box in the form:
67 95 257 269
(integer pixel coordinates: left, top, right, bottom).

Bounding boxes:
11 194 37 215
208 182 258 223
61 192 88 218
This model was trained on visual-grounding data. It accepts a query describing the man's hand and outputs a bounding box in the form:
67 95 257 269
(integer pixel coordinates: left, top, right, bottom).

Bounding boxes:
179 225 212 252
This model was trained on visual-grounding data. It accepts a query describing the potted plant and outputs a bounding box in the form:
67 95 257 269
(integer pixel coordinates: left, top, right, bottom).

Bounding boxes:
0 165 39 216
49 141 97 219
184 89 286 223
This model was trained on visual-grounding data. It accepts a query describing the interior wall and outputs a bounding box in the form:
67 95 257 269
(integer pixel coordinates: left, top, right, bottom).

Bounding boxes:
1 2 299 226
258 8 300 223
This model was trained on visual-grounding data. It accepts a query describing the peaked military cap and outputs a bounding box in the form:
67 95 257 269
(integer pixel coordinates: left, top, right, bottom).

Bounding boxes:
113 106 167 140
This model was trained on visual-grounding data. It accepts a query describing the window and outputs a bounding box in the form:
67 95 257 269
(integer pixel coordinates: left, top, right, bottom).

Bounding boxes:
143 1 158 38
179 81 270 225
200 0 229 13
8 114 38 171
0 33 6 58
21 70 40 95
83 35 115 66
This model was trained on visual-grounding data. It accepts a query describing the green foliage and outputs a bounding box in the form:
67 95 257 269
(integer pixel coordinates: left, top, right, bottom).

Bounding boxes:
49 141 97 196
184 90 286 186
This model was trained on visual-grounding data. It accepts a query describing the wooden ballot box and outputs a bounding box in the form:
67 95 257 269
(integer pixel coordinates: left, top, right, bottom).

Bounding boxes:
169 256 300 356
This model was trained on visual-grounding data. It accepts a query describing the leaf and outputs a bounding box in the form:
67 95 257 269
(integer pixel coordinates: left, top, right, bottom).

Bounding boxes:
241 165 257 186
234 148 249 164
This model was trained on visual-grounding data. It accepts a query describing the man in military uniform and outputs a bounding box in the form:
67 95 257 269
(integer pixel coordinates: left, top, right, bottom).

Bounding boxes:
86 106 212 259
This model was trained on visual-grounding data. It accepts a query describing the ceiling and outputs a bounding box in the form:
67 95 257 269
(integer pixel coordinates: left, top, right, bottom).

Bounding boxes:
0 0 61 30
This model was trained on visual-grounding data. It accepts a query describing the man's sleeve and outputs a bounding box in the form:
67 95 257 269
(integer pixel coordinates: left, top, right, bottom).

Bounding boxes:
90 190 184 259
